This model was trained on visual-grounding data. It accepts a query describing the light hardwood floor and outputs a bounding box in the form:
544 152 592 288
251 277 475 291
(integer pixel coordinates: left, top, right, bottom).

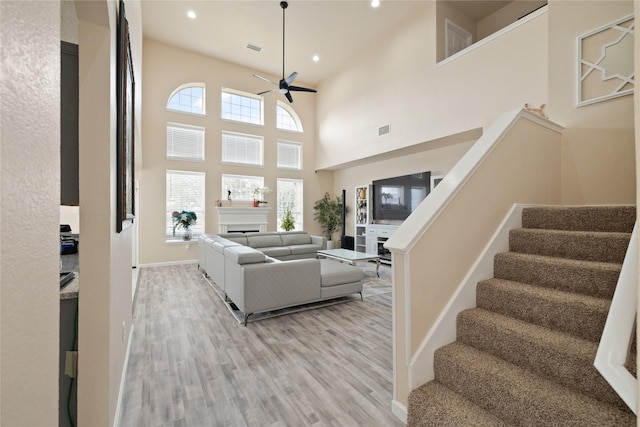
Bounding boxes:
118 263 402 427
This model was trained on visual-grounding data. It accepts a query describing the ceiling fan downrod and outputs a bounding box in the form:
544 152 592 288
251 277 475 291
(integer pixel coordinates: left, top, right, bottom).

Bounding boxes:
281 1 288 82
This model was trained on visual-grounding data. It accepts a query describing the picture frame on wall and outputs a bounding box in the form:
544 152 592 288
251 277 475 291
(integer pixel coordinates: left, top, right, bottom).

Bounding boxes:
577 14 634 107
116 0 135 232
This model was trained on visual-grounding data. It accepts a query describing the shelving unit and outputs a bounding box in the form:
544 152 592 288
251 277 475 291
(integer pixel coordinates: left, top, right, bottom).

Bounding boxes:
355 185 369 253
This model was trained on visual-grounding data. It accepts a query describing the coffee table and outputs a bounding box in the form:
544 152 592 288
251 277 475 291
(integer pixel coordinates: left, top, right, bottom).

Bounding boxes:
317 248 381 277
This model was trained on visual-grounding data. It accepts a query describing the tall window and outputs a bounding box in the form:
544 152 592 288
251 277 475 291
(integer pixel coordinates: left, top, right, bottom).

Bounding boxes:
221 88 263 125
167 83 205 115
166 170 205 240
276 101 303 132
277 179 303 231
222 174 264 201
277 141 302 170
222 132 263 167
166 123 204 161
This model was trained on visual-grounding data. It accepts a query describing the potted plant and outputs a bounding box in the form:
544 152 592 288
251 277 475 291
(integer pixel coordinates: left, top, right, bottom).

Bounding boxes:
313 192 348 247
280 208 296 231
172 210 197 241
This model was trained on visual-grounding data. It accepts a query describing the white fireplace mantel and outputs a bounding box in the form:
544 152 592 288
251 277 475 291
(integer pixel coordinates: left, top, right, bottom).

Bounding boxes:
215 207 271 233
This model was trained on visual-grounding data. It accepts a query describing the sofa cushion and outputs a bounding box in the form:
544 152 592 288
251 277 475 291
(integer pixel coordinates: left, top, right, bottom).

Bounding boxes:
258 246 291 258
320 259 365 287
247 234 283 248
212 240 241 253
281 232 312 246
289 244 321 255
224 235 248 245
225 245 265 264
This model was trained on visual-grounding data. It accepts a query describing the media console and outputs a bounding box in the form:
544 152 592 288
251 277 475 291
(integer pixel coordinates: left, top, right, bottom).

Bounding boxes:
366 224 399 264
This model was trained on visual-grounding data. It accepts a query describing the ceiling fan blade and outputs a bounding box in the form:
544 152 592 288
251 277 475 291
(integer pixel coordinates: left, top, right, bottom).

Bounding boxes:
284 91 294 103
257 88 277 96
288 85 317 93
284 71 298 85
253 74 278 86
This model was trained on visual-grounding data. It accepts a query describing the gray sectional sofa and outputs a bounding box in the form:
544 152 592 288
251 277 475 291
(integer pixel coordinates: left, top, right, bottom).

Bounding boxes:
198 231 365 325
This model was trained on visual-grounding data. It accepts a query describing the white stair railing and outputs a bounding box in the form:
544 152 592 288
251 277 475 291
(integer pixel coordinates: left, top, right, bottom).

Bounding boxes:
594 223 637 414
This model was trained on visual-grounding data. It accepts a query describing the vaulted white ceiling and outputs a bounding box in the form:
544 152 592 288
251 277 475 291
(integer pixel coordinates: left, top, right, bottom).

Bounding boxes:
141 1 510 87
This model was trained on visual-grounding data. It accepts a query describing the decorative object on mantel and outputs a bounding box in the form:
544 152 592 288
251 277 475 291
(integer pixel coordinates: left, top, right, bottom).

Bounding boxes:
524 103 547 119
172 210 197 241
313 192 348 244
281 208 295 231
253 186 272 207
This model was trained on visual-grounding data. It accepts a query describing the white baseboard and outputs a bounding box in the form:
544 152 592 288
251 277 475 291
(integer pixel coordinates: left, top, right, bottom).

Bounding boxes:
392 400 408 424
113 323 135 427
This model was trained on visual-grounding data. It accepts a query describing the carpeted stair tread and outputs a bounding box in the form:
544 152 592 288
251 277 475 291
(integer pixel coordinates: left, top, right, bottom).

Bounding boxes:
434 342 635 426
407 205 636 425
477 278 609 342
457 308 625 406
522 205 635 233
509 228 630 263
407 381 509 427
494 252 621 299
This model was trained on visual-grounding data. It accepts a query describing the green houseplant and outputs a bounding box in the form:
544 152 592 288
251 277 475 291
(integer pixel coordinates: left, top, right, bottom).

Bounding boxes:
280 208 296 231
313 193 348 242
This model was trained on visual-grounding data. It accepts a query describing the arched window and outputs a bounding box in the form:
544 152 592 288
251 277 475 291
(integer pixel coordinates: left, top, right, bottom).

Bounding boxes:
167 83 205 115
276 101 303 132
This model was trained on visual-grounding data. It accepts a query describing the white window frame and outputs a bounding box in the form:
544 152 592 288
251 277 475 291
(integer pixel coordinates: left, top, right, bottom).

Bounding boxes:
166 83 206 116
221 87 264 126
276 100 303 132
166 170 205 241
277 140 302 170
166 123 205 162
277 178 304 231
222 174 264 202
222 131 264 167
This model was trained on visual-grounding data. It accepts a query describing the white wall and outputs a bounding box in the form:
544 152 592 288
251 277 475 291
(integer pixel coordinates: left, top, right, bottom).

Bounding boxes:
547 0 635 204
316 2 548 171
0 2 61 425
75 0 142 425
139 39 331 265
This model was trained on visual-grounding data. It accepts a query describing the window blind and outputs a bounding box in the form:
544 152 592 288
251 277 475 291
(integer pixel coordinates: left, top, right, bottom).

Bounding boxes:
167 124 204 161
277 141 301 169
222 132 263 166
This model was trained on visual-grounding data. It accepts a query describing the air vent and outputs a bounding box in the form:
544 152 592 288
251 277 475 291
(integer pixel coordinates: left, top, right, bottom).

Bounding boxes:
246 43 262 53
378 124 390 136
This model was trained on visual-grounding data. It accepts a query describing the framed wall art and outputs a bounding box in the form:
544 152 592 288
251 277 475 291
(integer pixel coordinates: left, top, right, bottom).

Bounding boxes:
577 14 635 107
116 0 135 232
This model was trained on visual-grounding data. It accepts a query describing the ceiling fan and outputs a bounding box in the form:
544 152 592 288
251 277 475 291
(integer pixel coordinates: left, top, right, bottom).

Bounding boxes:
254 1 317 103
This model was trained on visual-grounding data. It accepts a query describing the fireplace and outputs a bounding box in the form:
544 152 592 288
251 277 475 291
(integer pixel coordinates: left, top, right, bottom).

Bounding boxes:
215 207 271 233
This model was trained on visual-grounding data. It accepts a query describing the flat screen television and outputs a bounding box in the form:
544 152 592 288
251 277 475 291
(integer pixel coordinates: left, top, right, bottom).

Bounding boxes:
372 171 431 221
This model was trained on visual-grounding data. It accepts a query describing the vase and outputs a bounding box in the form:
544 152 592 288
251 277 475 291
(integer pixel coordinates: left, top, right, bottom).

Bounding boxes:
183 228 192 241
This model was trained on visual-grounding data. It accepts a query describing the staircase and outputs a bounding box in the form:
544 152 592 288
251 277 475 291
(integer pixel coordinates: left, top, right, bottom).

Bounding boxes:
407 205 637 426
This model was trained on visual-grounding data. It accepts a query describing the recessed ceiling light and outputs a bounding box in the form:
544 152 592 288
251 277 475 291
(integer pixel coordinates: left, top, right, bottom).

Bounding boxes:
371 0 380 8
187 10 196 19
312 55 320 62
